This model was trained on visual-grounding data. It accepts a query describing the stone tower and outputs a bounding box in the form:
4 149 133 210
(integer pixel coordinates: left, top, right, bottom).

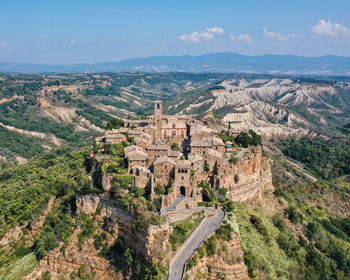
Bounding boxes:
154 100 163 116
154 101 163 138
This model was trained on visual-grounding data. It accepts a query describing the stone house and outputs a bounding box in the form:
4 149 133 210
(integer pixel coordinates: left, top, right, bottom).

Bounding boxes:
124 145 143 157
143 126 158 144
188 154 203 172
153 156 176 177
204 149 224 171
153 156 176 186
190 125 213 142
211 137 225 153
190 137 225 156
134 133 152 150
190 138 212 156
127 150 147 172
104 129 127 144
130 166 151 189
147 144 170 164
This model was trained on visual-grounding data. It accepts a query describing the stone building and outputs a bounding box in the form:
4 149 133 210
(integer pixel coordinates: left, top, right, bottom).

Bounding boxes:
124 145 143 157
190 125 213 142
130 166 151 189
204 149 224 171
188 154 203 172
160 117 187 141
174 160 192 197
147 144 170 164
153 156 176 186
127 150 147 172
104 129 127 144
134 133 152 150
190 137 225 156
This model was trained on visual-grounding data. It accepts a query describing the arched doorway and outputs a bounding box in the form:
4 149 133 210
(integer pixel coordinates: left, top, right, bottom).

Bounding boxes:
180 186 186 196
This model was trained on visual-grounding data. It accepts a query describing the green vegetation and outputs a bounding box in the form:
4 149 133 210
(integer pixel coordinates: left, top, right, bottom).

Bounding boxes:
235 179 350 280
0 148 93 278
170 142 181 151
106 117 124 130
170 212 204 250
218 130 262 148
0 148 89 230
277 137 350 179
0 125 44 158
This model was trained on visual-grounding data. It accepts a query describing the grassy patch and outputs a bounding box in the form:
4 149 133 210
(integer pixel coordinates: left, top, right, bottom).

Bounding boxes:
170 212 204 250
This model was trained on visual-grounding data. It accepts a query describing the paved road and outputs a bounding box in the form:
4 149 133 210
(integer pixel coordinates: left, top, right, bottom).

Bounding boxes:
168 209 225 280
163 195 193 213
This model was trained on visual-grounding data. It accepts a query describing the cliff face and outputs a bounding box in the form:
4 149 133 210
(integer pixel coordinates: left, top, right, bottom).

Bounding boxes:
30 194 173 279
186 232 248 280
220 146 273 202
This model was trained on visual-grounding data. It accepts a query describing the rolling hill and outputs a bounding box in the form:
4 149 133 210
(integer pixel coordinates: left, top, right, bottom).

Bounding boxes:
1 53 350 75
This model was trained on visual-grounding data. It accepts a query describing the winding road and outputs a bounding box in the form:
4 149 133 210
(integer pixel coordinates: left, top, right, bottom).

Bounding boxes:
168 209 225 280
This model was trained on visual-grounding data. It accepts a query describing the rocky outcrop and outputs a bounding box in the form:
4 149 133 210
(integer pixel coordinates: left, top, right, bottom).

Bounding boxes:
33 194 174 279
220 146 273 202
185 232 248 280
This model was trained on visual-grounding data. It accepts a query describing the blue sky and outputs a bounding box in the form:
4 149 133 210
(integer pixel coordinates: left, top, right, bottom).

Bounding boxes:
1 0 350 64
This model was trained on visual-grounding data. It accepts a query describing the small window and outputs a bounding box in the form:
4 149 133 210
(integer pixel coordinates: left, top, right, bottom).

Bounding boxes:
172 123 176 128
181 176 184 180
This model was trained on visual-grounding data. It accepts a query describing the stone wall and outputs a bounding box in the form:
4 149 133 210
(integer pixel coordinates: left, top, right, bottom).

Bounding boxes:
186 232 248 280
220 146 273 202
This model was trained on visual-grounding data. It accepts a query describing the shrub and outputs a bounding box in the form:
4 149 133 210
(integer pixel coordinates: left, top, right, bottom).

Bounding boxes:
223 200 235 212
204 236 217 256
154 184 165 195
94 235 103 250
106 118 124 130
306 222 319 241
216 223 233 241
285 206 303 224
124 248 134 266
250 215 270 242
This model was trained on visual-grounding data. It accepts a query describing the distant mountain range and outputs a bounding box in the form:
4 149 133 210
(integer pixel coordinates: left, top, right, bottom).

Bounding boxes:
1 52 350 75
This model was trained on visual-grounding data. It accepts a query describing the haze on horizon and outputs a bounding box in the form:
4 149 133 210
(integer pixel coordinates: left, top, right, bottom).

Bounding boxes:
1 0 350 64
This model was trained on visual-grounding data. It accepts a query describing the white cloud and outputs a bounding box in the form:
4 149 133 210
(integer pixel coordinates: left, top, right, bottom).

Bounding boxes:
230 34 253 43
179 26 224 43
70 40 77 45
264 28 297 41
99 38 105 44
206 27 224 34
0 42 8 47
179 31 214 43
312 19 350 37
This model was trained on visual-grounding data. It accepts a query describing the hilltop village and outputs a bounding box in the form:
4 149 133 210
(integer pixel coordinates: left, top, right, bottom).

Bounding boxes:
17 101 273 280
95 101 271 213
